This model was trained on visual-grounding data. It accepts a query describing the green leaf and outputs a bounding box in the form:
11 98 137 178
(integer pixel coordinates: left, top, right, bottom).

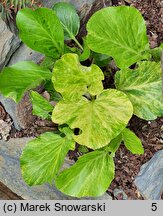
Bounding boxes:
150 45 163 62
58 125 74 144
53 2 80 40
86 6 149 68
30 91 54 120
0 61 51 102
107 133 122 153
115 61 163 120
55 149 115 197
64 44 80 55
52 89 133 149
44 80 62 102
122 128 144 154
20 132 75 186
92 52 111 67
16 8 64 58
78 145 89 154
52 53 104 101
79 38 90 62
40 56 56 70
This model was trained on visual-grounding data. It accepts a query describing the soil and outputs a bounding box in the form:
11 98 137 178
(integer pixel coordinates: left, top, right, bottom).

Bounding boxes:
132 0 163 46
109 117 163 200
0 0 163 200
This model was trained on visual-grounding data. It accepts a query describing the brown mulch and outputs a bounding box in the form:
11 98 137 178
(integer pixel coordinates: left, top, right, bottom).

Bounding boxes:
131 0 163 46
9 116 56 139
109 117 163 200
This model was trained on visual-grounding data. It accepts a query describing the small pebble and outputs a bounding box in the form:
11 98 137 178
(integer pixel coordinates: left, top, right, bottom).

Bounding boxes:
150 121 158 128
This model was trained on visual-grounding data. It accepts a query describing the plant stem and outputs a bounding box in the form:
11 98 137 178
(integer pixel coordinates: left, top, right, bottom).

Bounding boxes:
71 35 83 51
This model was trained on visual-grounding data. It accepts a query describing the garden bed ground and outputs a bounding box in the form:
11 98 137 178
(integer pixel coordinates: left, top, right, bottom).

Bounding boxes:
109 117 163 199
0 0 163 200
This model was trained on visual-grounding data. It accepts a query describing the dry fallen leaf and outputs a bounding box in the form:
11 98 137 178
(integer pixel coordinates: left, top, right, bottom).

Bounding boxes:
42 90 50 101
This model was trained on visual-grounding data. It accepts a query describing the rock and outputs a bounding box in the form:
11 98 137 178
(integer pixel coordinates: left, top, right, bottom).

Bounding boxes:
8 43 44 66
0 138 112 200
0 91 42 130
134 150 163 200
0 18 20 70
149 121 158 128
0 94 36 130
0 95 21 130
113 188 128 200
97 193 112 200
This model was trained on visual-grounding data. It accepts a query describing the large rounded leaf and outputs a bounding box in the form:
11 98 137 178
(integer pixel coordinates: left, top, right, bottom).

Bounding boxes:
52 89 133 149
53 2 80 40
115 61 163 120
86 6 149 68
52 53 104 101
16 8 64 58
20 132 75 186
55 149 115 197
0 61 51 102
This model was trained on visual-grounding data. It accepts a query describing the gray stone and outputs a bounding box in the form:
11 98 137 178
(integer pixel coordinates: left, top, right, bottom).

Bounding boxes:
134 150 163 200
0 93 36 130
113 189 128 200
97 193 112 200
0 95 21 130
8 43 44 66
0 18 20 70
0 138 112 200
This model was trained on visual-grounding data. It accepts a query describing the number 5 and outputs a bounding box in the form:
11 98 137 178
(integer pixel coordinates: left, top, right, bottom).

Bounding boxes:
151 203 157 211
